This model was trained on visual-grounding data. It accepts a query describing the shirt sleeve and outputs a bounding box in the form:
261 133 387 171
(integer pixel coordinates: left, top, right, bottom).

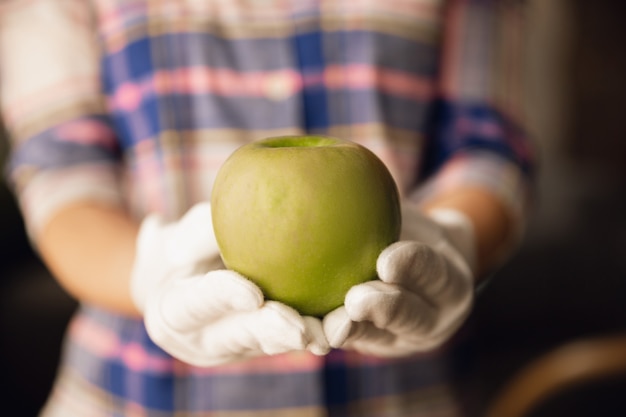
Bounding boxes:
1 0 124 240
411 0 535 224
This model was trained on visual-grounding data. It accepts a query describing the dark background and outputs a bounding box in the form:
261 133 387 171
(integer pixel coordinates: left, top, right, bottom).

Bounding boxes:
1 1 626 416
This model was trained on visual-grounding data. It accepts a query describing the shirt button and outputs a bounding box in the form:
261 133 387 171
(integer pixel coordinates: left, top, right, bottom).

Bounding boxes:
264 73 294 101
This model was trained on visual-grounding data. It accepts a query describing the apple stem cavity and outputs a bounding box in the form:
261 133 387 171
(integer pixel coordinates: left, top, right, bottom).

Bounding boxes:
260 136 340 148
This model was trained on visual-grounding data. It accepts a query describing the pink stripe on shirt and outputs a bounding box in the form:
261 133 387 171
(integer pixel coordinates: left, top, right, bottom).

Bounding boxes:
69 314 175 374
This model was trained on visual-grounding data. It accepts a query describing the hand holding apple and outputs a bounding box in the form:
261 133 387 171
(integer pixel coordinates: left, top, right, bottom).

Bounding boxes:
323 204 476 357
211 136 402 317
143 269 330 366
131 203 330 367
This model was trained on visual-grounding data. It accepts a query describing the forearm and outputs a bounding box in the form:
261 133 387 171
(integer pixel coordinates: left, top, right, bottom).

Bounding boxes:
38 202 141 316
421 185 514 280
34 185 510 314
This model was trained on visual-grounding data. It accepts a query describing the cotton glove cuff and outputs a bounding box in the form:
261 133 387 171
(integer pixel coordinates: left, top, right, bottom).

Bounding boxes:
324 204 476 357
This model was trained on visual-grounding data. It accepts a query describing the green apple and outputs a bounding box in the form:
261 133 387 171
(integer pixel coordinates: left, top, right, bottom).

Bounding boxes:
210 135 401 317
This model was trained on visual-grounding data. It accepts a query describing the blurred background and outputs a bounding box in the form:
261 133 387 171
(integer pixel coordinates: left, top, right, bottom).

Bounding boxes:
1 1 625 416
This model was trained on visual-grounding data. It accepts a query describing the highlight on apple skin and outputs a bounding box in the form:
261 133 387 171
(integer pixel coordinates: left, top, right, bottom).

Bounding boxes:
210 135 402 317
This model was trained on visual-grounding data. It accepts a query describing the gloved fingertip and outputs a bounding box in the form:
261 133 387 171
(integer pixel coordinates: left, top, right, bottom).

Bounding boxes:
205 270 265 311
376 241 413 281
344 281 387 316
302 316 330 355
248 302 311 355
376 240 440 287
262 301 305 329
308 343 331 356
322 307 353 348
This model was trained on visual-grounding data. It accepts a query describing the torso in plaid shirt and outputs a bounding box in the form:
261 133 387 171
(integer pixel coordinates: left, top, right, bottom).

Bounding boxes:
1 0 533 415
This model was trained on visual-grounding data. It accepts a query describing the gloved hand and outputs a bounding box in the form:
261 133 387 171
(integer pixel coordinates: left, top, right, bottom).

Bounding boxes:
131 202 330 367
323 203 476 357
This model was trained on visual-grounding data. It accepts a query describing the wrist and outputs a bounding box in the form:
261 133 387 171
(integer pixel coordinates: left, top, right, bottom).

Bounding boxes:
426 208 477 275
419 185 517 277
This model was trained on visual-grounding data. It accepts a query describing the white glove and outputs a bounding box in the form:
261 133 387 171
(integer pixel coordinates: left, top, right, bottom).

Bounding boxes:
131 202 330 367
323 204 476 357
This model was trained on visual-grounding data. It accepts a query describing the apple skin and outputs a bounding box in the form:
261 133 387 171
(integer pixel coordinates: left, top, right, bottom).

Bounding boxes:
210 135 401 317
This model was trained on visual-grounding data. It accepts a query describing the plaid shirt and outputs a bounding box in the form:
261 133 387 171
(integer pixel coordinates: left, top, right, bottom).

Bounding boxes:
1 0 533 416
